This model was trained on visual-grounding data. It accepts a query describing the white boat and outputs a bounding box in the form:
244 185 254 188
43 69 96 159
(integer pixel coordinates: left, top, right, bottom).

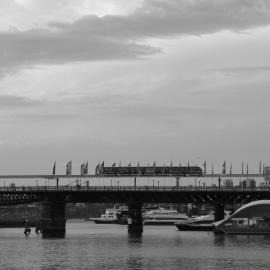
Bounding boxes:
89 208 120 224
88 205 128 224
144 208 188 225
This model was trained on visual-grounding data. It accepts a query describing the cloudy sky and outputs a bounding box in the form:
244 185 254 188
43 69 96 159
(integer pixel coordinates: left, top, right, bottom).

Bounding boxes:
1 0 270 175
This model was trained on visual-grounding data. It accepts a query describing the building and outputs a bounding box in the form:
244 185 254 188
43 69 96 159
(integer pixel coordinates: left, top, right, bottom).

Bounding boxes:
239 179 256 188
223 179 233 187
264 166 270 181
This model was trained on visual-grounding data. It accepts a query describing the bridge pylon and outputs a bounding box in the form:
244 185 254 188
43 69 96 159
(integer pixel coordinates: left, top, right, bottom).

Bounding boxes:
41 194 66 238
214 202 225 222
127 199 143 234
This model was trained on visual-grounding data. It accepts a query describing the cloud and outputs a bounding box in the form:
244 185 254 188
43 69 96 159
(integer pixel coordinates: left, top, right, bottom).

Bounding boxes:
0 95 42 107
19 112 80 121
0 29 158 75
56 0 270 38
211 66 270 76
1 0 270 74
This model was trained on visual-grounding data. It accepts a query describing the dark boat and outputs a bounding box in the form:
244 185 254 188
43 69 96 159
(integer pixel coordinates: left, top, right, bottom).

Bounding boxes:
175 214 214 231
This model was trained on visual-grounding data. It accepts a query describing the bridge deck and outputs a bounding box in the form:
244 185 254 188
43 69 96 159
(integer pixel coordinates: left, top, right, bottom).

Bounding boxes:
0 185 269 192
0 173 265 179
0 185 269 205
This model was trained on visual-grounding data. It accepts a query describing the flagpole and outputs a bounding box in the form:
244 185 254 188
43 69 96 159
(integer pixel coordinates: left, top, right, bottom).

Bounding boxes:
211 163 214 186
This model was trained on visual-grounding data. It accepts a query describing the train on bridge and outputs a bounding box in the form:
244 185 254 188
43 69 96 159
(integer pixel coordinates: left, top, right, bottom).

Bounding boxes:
95 164 203 177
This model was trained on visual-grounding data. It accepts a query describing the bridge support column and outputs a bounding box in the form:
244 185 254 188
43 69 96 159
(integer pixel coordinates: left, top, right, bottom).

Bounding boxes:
128 200 143 234
214 203 225 222
41 195 66 238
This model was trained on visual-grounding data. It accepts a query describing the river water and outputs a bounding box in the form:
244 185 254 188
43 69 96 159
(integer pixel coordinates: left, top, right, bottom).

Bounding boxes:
0 220 269 270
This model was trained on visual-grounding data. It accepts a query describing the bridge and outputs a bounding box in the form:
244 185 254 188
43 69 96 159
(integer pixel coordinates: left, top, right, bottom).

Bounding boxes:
1 183 270 238
0 173 265 179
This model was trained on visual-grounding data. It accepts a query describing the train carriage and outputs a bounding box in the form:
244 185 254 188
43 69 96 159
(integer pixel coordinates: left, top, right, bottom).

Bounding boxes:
97 164 203 177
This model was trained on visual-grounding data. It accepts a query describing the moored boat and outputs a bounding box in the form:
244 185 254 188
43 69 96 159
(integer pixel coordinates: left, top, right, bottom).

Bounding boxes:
175 214 214 231
88 205 128 224
89 208 119 224
144 208 188 225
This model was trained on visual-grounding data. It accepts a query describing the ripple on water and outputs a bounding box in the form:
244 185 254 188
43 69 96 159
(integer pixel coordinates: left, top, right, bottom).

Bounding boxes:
0 221 270 270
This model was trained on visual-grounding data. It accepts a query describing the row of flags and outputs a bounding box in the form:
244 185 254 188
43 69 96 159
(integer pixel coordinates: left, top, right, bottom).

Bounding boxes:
52 160 266 175
52 161 88 175
207 160 265 175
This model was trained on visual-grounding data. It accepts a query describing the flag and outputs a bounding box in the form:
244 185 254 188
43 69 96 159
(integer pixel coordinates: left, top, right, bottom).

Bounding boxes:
66 161 72 175
203 161 206 174
95 163 100 175
230 164 232 175
81 163 85 175
52 161 56 175
100 161 104 174
112 163 116 167
222 161 226 174
153 161 156 167
84 161 88 175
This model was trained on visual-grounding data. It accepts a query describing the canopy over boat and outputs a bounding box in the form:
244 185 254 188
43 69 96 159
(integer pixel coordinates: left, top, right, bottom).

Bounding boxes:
214 200 270 227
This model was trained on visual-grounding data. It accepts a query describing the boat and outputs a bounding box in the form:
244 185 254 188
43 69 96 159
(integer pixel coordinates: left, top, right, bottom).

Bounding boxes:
214 200 270 234
175 214 214 231
144 208 188 225
88 205 128 224
89 208 120 224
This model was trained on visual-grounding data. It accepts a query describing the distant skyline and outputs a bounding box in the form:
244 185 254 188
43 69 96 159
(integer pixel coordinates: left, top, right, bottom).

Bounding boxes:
1 0 270 175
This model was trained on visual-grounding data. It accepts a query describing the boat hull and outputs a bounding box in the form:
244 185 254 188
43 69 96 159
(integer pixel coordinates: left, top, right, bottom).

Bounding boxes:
214 226 270 235
144 220 184 225
92 220 119 224
176 224 214 231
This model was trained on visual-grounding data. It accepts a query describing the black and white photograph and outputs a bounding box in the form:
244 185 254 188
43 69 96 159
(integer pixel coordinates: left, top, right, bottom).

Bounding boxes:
1 0 270 269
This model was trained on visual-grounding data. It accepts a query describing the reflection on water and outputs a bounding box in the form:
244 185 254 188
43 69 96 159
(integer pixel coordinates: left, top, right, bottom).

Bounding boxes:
0 221 270 269
214 234 226 247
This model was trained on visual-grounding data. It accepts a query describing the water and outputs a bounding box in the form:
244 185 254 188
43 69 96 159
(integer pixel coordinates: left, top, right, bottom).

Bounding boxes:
0 220 269 270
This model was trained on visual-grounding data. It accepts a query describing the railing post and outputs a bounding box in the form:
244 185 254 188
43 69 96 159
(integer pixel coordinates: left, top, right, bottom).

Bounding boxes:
176 176 180 188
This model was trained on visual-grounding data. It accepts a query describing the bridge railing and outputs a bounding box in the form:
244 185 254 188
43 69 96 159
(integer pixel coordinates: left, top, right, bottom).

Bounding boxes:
0 185 269 192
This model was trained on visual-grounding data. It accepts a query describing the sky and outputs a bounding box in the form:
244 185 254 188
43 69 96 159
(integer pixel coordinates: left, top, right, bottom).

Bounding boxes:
1 0 270 177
